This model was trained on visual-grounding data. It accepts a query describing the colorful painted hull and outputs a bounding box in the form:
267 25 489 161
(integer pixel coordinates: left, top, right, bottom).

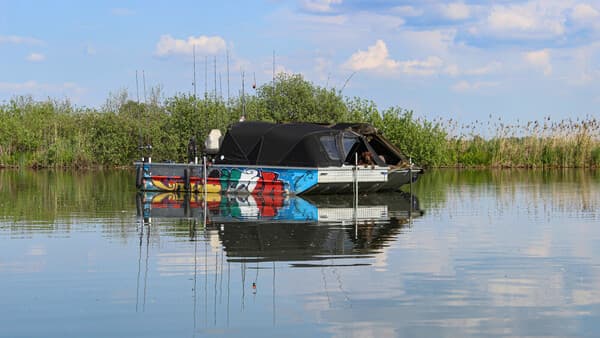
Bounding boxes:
135 162 422 195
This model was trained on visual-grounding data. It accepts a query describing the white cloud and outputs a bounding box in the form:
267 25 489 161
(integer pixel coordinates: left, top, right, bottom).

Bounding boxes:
440 2 471 20
476 1 569 39
343 40 443 76
343 40 398 72
0 35 43 45
571 3 600 22
571 4 600 25
155 35 226 57
398 56 444 75
524 49 552 75
26 53 45 62
489 7 537 30
300 0 342 13
452 80 499 92
268 7 405 52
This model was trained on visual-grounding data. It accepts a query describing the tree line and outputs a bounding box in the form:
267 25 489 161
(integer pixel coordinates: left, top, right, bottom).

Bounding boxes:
0 73 598 168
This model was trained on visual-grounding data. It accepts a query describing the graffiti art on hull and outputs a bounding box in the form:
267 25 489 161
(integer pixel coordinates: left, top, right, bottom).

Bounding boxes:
144 166 317 195
213 168 289 194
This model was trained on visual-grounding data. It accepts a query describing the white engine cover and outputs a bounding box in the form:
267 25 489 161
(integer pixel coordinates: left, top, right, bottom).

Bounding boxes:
204 129 222 154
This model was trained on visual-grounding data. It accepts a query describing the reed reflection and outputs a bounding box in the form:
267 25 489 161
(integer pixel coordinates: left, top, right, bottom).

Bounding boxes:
414 169 600 217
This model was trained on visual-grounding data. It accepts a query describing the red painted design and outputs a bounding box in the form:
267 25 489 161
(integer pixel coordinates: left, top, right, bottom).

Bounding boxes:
253 172 285 195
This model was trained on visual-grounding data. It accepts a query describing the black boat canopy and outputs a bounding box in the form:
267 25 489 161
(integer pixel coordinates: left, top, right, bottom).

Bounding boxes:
214 121 408 167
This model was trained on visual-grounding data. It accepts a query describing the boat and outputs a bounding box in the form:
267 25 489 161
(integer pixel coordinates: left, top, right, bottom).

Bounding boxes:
137 191 423 262
134 121 423 195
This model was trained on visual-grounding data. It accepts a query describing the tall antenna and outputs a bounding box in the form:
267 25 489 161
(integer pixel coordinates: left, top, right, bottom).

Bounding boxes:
204 56 208 99
213 56 217 99
271 51 275 116
241 70 246 121
219 73 222 100
226 49 230 101
136 70 141 160
135 70 140 103
193 44 197 134
142 70 147 104
193 46 198 151
214 56 218 127
193 45 197 99
204 55 208 132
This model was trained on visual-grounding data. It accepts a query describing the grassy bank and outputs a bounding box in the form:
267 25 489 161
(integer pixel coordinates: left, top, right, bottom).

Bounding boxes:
1 74 599 168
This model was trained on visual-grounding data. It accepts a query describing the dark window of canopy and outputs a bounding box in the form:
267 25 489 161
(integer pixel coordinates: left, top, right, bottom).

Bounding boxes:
342 132 359 161
320 135 340 161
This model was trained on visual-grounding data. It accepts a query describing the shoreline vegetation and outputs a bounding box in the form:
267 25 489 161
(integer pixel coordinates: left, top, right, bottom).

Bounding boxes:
1 73 599 169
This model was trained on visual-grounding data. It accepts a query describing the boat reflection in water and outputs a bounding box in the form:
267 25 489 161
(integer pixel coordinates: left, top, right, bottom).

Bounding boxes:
137 191 423 263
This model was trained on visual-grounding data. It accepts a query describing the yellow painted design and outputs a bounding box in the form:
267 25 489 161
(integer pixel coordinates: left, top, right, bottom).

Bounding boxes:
198 183 221 193
152 178 221 193
152 179 182 191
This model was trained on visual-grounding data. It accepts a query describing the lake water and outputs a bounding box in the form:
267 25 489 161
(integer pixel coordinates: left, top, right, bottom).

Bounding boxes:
1 169 600 337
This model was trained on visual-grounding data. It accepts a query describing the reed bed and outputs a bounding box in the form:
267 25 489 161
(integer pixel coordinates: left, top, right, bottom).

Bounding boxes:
0 74 598 168
443 115 600 168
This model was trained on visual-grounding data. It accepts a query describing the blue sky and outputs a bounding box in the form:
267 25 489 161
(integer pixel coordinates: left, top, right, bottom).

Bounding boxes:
1 0 600 122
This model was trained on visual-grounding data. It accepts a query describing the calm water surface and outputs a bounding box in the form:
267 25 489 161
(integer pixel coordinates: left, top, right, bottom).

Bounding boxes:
1 169 600 337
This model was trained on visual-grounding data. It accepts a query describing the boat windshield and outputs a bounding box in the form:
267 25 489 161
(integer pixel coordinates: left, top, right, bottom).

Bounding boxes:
342 132 359 160
320 135 341 161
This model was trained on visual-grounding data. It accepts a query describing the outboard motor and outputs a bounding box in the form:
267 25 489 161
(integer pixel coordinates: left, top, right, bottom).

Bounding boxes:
204 129 222 156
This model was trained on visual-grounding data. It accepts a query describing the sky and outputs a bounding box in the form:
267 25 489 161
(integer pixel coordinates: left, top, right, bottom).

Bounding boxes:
1 0 600 122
